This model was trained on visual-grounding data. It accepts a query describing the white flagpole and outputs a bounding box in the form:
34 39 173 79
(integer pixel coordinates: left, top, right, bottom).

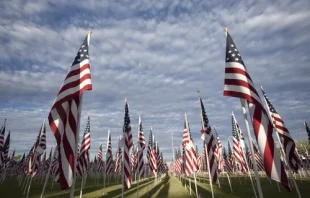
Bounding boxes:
69 94 83 198
226 173 233 193
240 99 264 198
121 146 124 198
40 146 56 198
79 174 85 198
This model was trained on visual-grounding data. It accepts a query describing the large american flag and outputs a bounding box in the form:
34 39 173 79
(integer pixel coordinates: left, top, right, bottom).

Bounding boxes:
77 116 91 176
261 87 300 171
122 100 133 189
199 96 218 184
48 33 92 190
305 121 310 145
223 31 289 190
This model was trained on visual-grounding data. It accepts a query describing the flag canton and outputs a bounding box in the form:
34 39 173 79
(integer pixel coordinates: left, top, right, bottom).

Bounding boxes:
226 33 245 66
84 116 90 135
148 130 153 146
262 91 278 114
72 36 89 66
123 102 131 133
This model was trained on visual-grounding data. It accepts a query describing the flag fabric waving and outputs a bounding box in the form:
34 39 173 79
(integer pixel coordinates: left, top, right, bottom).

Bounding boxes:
136 115 146 177
261 87 300 171
223 31 289 191
199 96 218 184
0 119 6 150
48 33 92 190
122 100 133 189
106 129 113 175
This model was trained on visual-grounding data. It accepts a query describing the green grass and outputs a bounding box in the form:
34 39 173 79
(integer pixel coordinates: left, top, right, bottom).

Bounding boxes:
0 174 309 198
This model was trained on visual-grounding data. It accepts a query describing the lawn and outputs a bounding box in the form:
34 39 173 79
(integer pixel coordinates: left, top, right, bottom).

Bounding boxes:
0 174 309 198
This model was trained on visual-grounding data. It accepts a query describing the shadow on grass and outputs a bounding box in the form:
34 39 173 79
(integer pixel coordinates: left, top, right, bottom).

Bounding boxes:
97 177 156 198
139 176 169 198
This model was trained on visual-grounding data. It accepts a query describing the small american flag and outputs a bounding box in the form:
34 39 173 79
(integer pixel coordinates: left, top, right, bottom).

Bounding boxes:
48 33 92 189
77 116 91 176
223 31 289 191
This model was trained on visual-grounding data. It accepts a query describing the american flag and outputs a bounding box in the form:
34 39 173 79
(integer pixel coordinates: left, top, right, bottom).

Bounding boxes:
183 113 198 176
136 115 145 177
114 141 122 174
106 129 113 175
252 141 265 171
97 144 103 172
77 116 91 176
223 31 289 191
0 131 10 167
0 119 6 150
122 100 133 189
29 120 46 177
199 96 218 184
48 33 92 189
222 147 233 173
261 87 300 171
213 126 223 172
147 128 157 176
231 114 247 173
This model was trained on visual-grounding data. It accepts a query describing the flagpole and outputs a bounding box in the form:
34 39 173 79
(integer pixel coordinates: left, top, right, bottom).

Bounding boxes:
226 172 233 193
240 99 264 198
40 146 56 198
121 145 124 198
70 94 84 198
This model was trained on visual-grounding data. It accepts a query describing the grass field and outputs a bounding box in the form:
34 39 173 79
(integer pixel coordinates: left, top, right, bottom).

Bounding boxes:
0 174 309 198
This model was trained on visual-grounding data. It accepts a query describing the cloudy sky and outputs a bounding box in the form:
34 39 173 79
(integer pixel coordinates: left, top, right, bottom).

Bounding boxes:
1 0 309 161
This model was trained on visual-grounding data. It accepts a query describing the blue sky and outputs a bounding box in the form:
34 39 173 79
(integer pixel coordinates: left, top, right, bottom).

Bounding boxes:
0 0 309 161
